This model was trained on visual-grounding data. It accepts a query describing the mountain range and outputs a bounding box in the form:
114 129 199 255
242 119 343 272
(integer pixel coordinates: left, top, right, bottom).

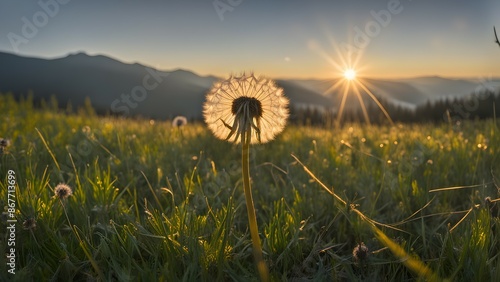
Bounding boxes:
1 51 498 119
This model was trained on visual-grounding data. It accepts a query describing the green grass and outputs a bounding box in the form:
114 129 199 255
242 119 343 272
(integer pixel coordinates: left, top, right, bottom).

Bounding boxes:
1 93 500 281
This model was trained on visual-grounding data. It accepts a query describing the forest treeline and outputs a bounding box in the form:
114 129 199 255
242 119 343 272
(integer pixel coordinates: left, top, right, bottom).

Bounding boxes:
2 90 500 126
289 89 500 126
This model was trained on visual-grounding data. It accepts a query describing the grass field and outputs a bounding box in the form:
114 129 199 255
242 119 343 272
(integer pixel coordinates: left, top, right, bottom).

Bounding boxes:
1 94 500 281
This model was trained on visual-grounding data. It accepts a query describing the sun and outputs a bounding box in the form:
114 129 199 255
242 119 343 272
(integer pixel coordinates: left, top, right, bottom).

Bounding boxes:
309 35 394 127
344 69 356 81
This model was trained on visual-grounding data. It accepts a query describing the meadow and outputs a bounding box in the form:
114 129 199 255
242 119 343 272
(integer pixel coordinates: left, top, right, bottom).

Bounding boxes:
1 94 500 281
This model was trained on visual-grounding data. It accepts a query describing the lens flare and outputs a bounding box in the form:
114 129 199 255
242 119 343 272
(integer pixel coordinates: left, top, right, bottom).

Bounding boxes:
309 34 394 127
344 69 356 81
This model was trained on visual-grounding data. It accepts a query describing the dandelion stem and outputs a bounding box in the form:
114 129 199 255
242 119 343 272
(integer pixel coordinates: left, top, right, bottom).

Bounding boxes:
242 129 269 282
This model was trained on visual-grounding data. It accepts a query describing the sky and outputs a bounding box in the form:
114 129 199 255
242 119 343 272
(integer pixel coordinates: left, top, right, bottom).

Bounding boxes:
1 0 499 79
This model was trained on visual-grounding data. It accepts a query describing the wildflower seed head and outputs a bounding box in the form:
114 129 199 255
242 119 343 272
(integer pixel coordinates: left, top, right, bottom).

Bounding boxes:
203 73 289 144
0 138 10 148
352 242 369 262
172 115 188 127
54 183 73 200
23 218 37 230
231 97 263 118
0 138 11 154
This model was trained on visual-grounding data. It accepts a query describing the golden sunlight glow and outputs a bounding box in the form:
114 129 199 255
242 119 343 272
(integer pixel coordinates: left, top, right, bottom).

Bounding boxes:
344 69 356 80
310 34 394 127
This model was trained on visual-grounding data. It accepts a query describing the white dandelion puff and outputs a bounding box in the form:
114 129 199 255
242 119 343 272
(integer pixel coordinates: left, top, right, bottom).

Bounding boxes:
0 138 11 148
202 72 287 281
172 115 188 127
54 183 73 200
203 73 289 144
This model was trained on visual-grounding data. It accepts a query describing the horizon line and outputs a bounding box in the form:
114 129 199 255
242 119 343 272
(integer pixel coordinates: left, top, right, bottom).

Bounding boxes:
1 49 499 82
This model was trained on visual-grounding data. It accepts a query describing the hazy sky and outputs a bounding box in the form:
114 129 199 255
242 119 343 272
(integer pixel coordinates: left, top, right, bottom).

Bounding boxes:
1 0 499 79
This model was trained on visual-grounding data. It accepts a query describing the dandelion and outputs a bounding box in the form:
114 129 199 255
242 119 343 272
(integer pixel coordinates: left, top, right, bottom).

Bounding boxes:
172 115 188 127
353 242 369 262
203 73 288 281
0 138 10 147
54 183 73 200
23 217 37 230
0 138 11 154
203 73 288 144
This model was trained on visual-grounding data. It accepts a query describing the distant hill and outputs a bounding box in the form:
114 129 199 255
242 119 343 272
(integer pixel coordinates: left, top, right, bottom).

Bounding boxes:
0 52 216 119
0 51 498 119
0 51 332 119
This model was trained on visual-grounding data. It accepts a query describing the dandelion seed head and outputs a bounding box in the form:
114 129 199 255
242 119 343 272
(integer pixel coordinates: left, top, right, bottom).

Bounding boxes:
0 138 10 154
352 242 369 262
0 138 10 148
82 126 91 135
203 73 289 144
231 97 263 118
172 115 188 127
23 217 37 230
54 183 73 200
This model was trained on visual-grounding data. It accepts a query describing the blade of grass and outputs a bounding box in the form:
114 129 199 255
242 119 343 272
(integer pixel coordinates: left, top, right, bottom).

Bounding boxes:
291 153 445 280
36 127 61 172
